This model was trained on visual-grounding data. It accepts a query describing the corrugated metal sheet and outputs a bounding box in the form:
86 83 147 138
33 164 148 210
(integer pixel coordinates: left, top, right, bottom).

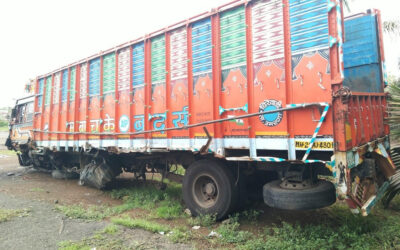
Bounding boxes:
61 70 68 102
343 14 382 93
132 43 145 86
79 63 88 99
53 72 61 104
89 58 100 96
192 18 212 75
289 0 329 54
151 36 166 83
343 15 379 68
220 6 247 69
170 27 188 80
69 67 76 101
118 48 130 91
103 53 115 94
252 0 284 62
38 78 44 107
45 76 52 106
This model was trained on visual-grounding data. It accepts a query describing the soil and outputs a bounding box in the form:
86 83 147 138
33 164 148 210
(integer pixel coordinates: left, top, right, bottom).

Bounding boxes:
0 131 192 250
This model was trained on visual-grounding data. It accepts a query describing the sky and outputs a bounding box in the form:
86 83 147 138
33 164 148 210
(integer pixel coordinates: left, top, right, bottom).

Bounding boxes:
0 0 398 108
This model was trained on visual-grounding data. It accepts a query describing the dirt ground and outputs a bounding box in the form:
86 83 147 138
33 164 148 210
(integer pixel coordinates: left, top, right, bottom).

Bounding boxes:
0 132 191 250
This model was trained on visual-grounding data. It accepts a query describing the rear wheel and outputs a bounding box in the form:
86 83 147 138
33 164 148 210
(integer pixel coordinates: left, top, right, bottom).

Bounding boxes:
183 160 238 220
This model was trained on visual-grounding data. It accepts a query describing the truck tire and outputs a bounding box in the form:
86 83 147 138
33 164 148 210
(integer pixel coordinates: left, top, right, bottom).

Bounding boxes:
263 180 336 210
183 160 238 220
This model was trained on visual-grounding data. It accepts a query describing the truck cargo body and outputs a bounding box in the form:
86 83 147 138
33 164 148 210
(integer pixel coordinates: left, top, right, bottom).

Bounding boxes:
8 0 396 218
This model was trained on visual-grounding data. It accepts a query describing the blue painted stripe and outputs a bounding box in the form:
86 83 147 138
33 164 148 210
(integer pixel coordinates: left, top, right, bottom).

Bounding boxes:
192 18 212 74
89 58 100 96
61 70 68 102
132 42 145 86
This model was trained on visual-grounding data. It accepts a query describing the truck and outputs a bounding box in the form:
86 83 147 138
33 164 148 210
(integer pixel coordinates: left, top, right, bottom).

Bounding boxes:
6 0 397 219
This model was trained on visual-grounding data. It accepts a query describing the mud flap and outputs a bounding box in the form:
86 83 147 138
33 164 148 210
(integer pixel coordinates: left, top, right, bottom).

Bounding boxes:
360 144 397 215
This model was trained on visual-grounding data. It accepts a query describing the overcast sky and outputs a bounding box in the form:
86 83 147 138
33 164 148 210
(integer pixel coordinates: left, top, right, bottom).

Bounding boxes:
0 0 398 107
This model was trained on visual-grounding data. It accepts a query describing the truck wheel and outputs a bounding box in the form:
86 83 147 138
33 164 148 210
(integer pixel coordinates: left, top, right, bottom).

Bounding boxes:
263 180 336 210
183 160 238 220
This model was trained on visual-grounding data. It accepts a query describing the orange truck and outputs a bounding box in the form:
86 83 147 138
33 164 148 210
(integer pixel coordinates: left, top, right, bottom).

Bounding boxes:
7 0 396 218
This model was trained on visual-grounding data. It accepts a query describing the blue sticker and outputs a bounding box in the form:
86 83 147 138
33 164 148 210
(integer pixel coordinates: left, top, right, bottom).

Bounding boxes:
119 115 130 133
259 100 283 127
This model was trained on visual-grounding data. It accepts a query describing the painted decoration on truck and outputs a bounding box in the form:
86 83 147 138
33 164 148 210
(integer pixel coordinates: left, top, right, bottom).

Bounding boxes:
220 6 249 139
38 78 44 108
251 0 288 138
170 27 189 138
89 58 100 97
252 0 284 63
69 67 76 101
61 70 68 103
103 53 115 94
45 76 52 106
79 63 88 99
53 72 61 104
192 18 214 138
118 48 130 91
289 0 329 55
289 0 333 139
132 43 145 87
151 35 167 137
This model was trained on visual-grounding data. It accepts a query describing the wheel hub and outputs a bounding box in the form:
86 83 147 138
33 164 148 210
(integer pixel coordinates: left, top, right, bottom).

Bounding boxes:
204 183 216 196
193 175 219 208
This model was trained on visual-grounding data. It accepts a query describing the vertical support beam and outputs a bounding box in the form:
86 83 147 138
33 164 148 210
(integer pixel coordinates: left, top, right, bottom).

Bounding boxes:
245 2 256 157
66 68 71 148
115 50 120 142
57 72 63 146
129 46 134 142
49 74 55 145
165 31 171 145
282 0 295 160
187 23 194 142
40 78 46 143
100 56 104 146
144 39 151 143
74 65 81 148
85 61 90 142
33 78 39 141
211 11 223 154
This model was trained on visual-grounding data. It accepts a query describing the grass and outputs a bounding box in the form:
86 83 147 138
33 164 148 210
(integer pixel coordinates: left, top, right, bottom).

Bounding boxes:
112 216 171 233
188 213 217 227
0 126 9 132
55 204 114 221
0 208 30 223
59 225 125 250
30 187 45 192
0 149 16 156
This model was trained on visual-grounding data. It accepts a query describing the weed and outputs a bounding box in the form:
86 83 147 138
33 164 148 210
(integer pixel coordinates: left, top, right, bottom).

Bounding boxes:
188 213 217 227
168 227 192 243
103 224 119 235
58 240 91 250
55 204 113 220
0 149 16 156
0 208 30 223
112 216 171 233
30 187 45 192
217 219 253 244
155 200 184 219
241 209 262 223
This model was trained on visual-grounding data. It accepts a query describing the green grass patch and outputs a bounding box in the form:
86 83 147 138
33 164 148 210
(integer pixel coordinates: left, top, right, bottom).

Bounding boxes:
0 126 9 132
188 213 217 227
0 208 30 223
0 150 16 156
102 224 119 235
112 216 171 233
55 204 113 221
168 227 192 243
155 200 184 219
30 187 45 192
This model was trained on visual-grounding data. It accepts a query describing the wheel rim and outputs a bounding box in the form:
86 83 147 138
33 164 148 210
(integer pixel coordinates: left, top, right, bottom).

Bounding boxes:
192 174 219 208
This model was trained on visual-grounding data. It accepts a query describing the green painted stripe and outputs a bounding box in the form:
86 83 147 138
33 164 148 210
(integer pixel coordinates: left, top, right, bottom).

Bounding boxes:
151 35 166 83
220 6 247 68
103 53 115 93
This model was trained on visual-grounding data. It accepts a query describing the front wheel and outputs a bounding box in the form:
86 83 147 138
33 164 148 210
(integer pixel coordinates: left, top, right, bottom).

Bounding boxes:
182 160 238 220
